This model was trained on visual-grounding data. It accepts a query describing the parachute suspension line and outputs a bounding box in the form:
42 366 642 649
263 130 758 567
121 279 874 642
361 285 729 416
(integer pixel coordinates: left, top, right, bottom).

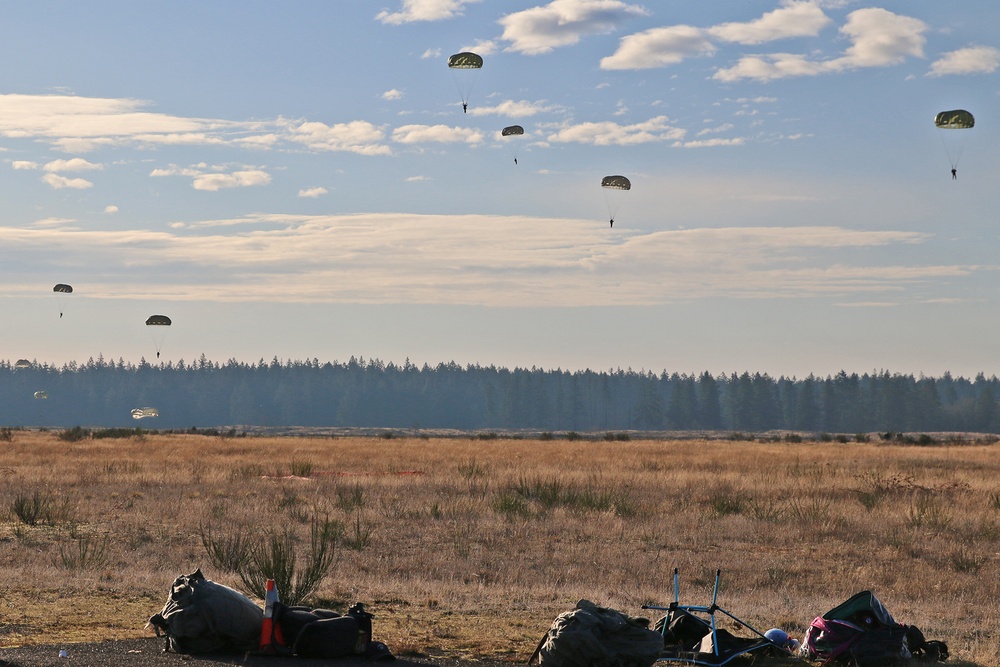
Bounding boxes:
939 133 966 171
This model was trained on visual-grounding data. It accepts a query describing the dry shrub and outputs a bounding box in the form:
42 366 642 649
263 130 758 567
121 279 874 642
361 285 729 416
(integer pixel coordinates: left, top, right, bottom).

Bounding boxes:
0 432 998 664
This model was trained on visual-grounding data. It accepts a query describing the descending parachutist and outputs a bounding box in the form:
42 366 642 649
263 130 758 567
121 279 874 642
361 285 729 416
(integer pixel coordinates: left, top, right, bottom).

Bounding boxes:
952 168 957 180
462 102 467 113
514 158 517 165
610 218 614 228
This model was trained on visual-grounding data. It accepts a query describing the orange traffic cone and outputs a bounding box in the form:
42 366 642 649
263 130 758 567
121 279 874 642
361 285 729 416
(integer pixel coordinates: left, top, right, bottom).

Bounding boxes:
259 579 283 652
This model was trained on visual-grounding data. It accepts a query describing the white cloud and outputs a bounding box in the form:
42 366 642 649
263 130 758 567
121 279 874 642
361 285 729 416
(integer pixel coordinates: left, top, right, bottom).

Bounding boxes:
284 120 391 155
713 7 926 81
714 53 827 82
928 46 1000 77
547 116 685 146
382 89 405 101
707 1 832 45
298 187 328 198
104 205 119 214
467 99 558 117
462 39 497 56
674 137 746 148
44 157 103 172
11 160 38 170
391 124 484 144
150 164 272 191
0 215 966 307
500 0 649 55
837 8 926 67
376 0 478 25
0 93 394 158
696 123 735 137
42 173 93 189
602 2 832 71
601 25 715 70
192 170 271 192
421 48 442 59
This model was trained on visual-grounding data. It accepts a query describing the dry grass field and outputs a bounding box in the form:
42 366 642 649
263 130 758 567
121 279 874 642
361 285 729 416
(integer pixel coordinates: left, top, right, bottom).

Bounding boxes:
1 430 998 665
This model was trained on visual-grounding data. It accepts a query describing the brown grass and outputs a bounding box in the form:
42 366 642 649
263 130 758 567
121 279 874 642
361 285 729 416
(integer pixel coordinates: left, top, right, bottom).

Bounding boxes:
0 431 997 665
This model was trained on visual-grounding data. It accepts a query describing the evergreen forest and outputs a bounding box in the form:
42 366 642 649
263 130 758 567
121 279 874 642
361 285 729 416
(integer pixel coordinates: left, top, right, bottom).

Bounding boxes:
2 355 999 434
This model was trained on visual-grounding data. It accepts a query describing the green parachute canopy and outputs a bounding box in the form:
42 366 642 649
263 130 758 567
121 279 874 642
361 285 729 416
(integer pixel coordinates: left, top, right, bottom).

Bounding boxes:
601 175 631 191
146 315 171 358
601 176 631 227
53 283 73 318
501 125 524 136
14 359 31 369
935 109 975 171
934 110 974 129
448 52 482 111
131 407 159 419
448 52 483 69
34 390 48 399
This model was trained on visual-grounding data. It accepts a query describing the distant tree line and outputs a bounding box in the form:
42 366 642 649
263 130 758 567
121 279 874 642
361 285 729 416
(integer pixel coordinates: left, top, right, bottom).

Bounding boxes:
2 355 999 433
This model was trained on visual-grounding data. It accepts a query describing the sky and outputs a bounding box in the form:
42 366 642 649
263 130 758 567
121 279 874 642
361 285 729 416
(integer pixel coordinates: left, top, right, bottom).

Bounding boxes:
2 0 999 379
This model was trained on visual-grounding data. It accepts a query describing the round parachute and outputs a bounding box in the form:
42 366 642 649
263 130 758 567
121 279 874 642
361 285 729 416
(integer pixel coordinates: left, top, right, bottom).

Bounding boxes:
935 109 974 173
34 390 48 399
53 283 73 318
601 176 631 228
502 125 525 163
448 52 483 69
146 315 171 359
448 52 482 112
934 110 974 129
14 359 31 369
601 175 631 191
131 407 159 419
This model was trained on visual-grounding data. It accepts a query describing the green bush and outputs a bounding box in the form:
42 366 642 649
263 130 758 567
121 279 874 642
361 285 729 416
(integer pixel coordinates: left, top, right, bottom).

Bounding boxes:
58 426 89 442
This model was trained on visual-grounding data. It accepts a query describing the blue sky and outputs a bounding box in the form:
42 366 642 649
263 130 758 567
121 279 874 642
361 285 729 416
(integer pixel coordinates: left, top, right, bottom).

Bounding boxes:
2 1 999 378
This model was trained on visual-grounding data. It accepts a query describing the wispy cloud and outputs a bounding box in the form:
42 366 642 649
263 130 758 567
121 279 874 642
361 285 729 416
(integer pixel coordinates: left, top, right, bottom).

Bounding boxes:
0 93 393 156
676 137 745 148
150 164 272 191
44 158 103 172
298 187 328 198
42 173 93 189
547 116 685 146
0 214 969 308
467 99 560 117
392 124 484 144
500 0 648 55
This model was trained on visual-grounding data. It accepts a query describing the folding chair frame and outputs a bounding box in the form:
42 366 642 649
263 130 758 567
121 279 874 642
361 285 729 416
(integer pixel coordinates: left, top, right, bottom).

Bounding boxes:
642 569 779 666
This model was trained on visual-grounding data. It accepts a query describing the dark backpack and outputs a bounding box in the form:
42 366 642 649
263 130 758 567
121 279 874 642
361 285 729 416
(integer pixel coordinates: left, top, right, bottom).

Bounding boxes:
802 591 948 666
147 569 263 654
265 601 394 660
529 599 664 667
